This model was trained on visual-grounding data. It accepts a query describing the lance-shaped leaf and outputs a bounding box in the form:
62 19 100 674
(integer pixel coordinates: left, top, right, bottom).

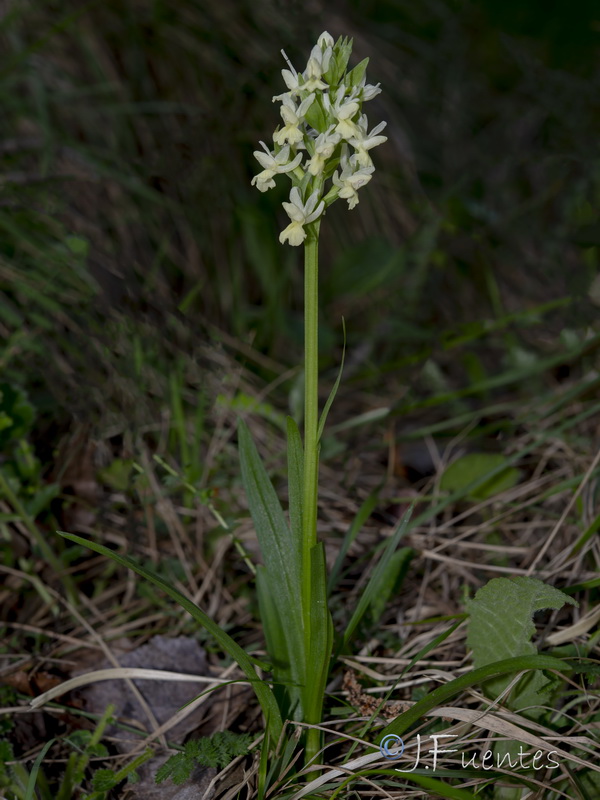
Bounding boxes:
238 420 305 711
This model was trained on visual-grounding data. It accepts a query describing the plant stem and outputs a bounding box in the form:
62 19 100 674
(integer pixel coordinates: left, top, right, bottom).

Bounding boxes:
302 220 320 623
302 220 321 773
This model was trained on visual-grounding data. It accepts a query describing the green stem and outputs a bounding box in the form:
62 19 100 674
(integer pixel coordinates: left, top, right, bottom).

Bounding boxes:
302 221 320 618
302 220 321 772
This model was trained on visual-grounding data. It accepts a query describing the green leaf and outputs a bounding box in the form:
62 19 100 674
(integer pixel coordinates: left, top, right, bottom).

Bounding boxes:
394 773 478 800
238 420 302 596
58 531 283 743
91 769 119 791
333 36 353 82
304 543 334 725
345 57 369 89
317 318 346 442
238 420 305 716
367 546 413 622
328 492 379 594
156 732 253 785
303 94 328 133
286 417 303 542
380 654 571 739
256 565 302 720
440 452 520 500
155 754 191 786
24 738 55 800
343 507 412 648
466 577 577 717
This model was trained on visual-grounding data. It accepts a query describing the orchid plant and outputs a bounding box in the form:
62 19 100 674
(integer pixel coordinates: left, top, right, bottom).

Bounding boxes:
240 30 387 775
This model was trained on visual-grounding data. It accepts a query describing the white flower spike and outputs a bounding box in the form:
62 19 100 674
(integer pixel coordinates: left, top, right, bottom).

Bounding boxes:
279 187 325 246
251 31 386 244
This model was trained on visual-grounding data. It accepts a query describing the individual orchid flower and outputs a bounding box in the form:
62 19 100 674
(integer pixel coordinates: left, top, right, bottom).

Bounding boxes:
323 85 361 140
272 51 303 101
302 42 332 92
279 186 325 246
273 93 315 146
251 142 303 192
307 126 341 176
356 74 382 101
348 115 388 167
332 153 374 209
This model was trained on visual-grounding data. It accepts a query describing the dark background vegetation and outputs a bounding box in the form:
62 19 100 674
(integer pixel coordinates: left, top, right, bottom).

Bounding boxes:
1 0 599 474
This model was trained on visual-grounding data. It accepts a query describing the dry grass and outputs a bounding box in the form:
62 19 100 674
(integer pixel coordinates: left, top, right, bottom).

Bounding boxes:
2 337 598 798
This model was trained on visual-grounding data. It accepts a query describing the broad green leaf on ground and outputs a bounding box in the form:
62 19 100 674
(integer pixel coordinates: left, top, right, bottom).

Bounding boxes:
466 577 577 717
440 452 520 500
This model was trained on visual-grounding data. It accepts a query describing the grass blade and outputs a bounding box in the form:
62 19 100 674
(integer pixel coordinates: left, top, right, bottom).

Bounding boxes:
24 738 55 800
342 507 413 648
379 654 571 739
328 491 379 595
317 318 346 442
58 531 283 743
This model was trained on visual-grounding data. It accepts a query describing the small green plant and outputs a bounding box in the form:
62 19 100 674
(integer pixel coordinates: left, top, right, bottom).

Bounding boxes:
155 731 253 785
0 383 78 603
0 703 147 800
